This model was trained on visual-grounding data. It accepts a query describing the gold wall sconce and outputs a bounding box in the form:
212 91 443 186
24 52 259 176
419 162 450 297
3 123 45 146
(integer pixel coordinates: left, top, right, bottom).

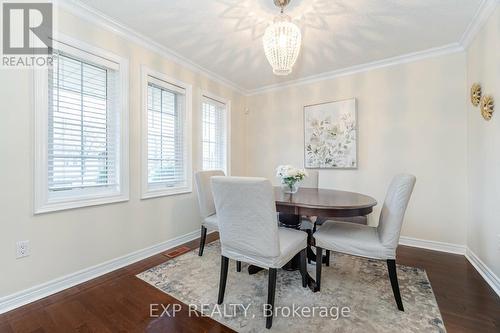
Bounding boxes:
470 83 482 107
471 83 494 121
480 95 494 121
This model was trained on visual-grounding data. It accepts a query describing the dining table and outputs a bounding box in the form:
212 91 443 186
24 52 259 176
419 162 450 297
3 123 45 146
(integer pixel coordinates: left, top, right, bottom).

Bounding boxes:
248 186 377 292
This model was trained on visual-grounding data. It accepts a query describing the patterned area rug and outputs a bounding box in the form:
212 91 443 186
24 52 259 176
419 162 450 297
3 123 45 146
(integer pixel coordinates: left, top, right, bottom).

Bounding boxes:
137 242 446 333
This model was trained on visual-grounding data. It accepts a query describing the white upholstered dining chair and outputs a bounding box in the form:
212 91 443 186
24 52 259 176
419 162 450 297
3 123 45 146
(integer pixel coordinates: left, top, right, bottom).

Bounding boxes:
194 170 225 257
211 176 308 329
313 174 416 311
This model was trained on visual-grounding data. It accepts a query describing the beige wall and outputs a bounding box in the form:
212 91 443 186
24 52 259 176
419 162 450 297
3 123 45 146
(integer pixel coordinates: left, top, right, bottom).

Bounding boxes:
2 3 497 302
0 8 247 297
246 53 468 245
466 6 500 278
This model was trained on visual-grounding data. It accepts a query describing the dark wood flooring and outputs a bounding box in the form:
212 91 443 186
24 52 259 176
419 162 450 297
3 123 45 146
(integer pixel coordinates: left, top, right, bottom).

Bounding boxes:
1 233 499 333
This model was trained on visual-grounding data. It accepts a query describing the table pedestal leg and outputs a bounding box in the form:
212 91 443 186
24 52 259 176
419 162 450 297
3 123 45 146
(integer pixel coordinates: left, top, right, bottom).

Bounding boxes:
247 213 321 292
307 247 329 264
247 265 264 275
280 213 302 271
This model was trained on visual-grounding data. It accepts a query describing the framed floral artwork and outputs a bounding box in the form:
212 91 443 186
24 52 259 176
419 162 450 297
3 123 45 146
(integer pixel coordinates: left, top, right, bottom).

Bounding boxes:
304 98 357 169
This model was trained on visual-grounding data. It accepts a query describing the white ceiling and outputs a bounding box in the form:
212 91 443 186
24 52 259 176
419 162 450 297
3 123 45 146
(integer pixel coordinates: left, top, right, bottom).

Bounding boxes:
76 0 482 91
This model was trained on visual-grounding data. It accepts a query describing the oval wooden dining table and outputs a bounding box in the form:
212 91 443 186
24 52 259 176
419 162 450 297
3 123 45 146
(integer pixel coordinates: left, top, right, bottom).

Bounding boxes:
274 187 377 218
248 186 377 292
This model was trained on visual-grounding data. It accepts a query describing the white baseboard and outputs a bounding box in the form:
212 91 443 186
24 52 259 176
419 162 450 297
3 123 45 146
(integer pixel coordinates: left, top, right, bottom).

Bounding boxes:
398 236 499 297
399 236 467 255
465 248 500 297
0 229 209 314
2 232 497 314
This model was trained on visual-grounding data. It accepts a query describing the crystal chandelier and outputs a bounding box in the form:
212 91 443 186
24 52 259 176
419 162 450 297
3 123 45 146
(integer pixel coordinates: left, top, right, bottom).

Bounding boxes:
263 0 302 76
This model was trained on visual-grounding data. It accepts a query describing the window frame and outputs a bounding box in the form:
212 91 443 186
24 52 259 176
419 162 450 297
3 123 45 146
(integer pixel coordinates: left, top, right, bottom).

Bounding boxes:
200 91 231 175
34 34 129 214
140 65 193 199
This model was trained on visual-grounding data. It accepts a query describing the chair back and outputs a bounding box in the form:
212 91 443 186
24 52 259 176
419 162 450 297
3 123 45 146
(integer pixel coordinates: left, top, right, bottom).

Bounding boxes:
212 176 280 258
195 170 225 218
300 170 318 188
377 174 416 250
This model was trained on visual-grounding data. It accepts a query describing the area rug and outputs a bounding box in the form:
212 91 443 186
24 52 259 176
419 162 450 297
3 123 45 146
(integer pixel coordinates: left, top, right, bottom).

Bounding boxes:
137 242 446 333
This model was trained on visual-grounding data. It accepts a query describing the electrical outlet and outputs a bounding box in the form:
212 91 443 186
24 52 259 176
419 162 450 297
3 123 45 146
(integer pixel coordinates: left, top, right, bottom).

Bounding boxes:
16 240 30 258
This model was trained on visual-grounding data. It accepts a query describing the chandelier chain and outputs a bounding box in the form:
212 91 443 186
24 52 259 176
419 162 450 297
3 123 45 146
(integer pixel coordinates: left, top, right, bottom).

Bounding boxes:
273 0 290 13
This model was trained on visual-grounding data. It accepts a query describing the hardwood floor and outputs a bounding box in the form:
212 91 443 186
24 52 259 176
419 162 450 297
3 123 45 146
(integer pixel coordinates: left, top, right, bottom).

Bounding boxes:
397 246 500 333
1 234 499 333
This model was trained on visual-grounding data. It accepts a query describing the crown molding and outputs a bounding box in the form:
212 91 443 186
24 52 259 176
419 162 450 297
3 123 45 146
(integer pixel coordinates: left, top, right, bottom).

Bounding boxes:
57 0 249 95
247 0 497 95
247 43 464 95
460 0 499 48
57 0 496 97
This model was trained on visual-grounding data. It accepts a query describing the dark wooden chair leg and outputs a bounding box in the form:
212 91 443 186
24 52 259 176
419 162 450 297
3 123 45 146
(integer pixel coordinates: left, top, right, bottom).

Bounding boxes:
306 229 313 264
299 249 307 288
236 261 242 272
325 250 330 267
266 268 277 329
304 228 311 240
305 228 313 240
316 247 323 291
387 259 404 311
198 226 207 256
217 256 229 304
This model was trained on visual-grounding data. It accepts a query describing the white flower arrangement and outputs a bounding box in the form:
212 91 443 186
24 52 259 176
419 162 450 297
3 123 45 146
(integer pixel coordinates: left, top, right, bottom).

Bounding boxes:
276 165 308 192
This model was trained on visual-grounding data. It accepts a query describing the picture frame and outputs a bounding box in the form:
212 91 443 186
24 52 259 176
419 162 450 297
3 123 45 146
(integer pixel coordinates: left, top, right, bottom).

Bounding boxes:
304 98 358 169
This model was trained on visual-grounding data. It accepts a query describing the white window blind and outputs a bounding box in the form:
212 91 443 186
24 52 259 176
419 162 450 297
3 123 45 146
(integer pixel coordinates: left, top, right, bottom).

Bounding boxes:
147 79 186 188
201 96 227 171
48 52 118 192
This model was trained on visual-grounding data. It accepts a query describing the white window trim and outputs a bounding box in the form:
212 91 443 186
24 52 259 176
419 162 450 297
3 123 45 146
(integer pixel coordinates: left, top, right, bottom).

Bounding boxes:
33 34 129 214
199 91 231 175
140 65 193 199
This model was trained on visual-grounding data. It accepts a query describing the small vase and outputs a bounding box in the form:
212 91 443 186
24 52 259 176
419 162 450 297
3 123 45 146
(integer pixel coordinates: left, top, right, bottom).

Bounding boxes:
281 182 299 194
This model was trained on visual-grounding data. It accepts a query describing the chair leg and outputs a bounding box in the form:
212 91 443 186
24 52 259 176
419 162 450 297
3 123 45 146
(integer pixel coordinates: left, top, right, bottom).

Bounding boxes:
217 256 229 304
387 259 404 311
236 261 242 272
266 268 277 329
198 226 207 256
306 230 313 264
299 249 307 288
316 247 323 291
325 250 330 267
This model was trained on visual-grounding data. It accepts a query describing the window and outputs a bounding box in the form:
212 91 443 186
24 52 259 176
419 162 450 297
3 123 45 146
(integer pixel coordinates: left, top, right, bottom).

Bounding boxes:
141 66 192 198
34 37 129 213
201 94 230 173
49 54 113 191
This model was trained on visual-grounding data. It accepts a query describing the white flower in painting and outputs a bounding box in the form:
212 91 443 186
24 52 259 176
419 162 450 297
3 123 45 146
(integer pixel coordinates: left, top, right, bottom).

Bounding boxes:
306 111 356 168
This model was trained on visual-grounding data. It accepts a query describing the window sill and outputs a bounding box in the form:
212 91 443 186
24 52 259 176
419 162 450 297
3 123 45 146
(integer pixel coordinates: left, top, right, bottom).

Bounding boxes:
34 193 129 215
141 186 192 200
